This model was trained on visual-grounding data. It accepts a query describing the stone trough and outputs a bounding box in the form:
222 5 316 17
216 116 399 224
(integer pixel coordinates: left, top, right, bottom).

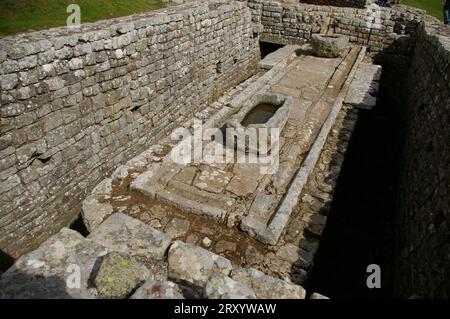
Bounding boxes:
311 34 350 58
225 92 292 154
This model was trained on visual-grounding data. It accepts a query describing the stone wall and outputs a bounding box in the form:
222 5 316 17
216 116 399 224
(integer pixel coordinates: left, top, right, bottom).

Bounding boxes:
246 1 432 59
395 23 450 299
0 0 260 258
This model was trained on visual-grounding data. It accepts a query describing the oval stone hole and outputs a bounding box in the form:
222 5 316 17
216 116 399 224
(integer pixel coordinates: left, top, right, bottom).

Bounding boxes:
241 103 279 126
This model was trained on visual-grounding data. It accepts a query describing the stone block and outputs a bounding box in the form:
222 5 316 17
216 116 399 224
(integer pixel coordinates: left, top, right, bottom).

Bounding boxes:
168 241 232 287
204 273 257 299
88 213 172 261
231 268 306 299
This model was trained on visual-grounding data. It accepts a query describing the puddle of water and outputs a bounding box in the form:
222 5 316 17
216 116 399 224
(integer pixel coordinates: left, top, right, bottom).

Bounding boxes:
241 103 279 126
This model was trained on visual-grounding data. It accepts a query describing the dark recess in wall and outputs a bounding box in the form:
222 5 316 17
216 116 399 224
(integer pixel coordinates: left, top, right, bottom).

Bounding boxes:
259 41 284 59
69 213 90 237
0 250 15 273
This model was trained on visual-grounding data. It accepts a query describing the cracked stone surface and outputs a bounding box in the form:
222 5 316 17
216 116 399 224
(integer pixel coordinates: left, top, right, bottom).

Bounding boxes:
131 280 185 299
193 166 233 194
226 176 259 197
231 268 306 299
168 241 233 287
88 213 172 261
204 273 257 299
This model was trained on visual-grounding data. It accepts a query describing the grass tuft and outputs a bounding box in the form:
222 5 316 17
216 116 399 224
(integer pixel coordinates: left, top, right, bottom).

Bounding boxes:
401 0 444 21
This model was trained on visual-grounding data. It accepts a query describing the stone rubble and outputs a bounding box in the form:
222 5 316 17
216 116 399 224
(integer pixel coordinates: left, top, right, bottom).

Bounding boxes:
0 213 310 299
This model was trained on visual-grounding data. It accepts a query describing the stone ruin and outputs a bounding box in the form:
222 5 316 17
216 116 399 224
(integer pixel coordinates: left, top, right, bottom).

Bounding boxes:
0 0 448 299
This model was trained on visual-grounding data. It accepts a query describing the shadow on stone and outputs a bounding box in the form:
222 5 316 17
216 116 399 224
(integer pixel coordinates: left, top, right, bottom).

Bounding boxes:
168 277 204 299
0 270 73 299
299 56 406 298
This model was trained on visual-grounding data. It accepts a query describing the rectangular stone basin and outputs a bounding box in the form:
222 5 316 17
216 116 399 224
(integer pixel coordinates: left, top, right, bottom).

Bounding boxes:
225 92 292 154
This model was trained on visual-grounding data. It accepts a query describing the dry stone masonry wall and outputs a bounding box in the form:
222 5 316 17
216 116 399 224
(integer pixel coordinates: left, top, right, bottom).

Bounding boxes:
395 23 450 299
246 0 433 59
0 0 260 258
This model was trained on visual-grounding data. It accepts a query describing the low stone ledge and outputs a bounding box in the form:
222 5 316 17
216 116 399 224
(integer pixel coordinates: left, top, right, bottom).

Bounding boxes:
81 178 114 232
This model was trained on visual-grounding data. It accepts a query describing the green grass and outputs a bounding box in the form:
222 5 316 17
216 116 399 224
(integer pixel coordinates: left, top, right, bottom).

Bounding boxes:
401 0 444 21
0 0 166 36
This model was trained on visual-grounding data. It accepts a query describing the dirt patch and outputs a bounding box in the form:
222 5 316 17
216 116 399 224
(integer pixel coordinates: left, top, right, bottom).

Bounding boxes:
110 171 270 267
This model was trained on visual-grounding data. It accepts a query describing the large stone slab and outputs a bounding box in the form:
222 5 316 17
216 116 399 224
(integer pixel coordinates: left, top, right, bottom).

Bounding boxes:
204 273 257 299
167 241 232 287
81 179 113 232
240 193 275 238
193 166 233 194
0 228 108 299
88 213 172 261
230 268 306 299
226 176 259 197
345 63 382 110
